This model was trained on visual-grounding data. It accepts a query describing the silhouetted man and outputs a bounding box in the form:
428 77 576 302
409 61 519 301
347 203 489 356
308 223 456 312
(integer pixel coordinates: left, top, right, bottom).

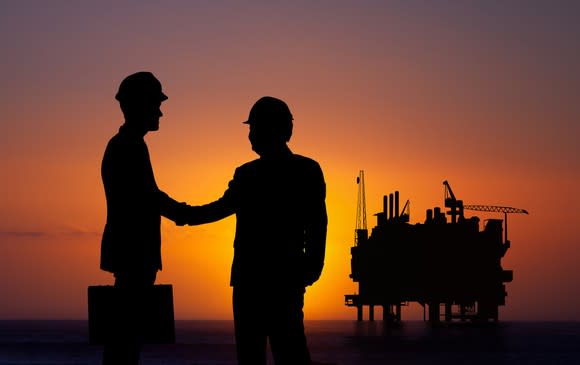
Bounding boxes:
100 71 187 365
185 96 327 365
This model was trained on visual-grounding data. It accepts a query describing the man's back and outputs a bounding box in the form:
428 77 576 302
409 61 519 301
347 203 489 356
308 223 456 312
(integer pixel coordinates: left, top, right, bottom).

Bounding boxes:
184 96 326 365
227 152 327 287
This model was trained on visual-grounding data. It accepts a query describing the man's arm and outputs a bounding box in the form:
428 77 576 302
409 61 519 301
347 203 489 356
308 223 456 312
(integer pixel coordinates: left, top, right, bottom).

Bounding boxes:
303 164 328 286
183 167 241 225
303 201 327 286
158 190 235 226
185 198 235 225
158 192 192 226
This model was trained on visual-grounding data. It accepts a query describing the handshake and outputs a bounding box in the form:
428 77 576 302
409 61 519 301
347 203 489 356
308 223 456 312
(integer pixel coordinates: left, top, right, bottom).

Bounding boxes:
173 203 199 227
172 201 226 227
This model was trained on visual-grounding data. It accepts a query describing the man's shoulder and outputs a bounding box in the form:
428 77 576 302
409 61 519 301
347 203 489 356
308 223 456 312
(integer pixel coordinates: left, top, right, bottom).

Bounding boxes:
236 158 261 172
105 130 129 150
290 154 324 179
236 155 322 171
105 132 121 147
291 154 322 168
104 130 143 155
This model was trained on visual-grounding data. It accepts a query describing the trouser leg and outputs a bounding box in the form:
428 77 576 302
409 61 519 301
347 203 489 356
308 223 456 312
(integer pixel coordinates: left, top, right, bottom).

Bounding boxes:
102 270 157 365
233 286 311 365
268 288 311 365
233 286 267 365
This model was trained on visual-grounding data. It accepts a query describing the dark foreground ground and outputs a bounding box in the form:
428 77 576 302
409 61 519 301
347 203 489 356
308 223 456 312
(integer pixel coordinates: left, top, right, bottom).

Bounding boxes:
1 320 579 364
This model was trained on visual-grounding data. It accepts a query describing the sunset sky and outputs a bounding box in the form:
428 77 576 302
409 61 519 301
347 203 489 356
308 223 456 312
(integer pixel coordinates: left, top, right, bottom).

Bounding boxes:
1 1 579 320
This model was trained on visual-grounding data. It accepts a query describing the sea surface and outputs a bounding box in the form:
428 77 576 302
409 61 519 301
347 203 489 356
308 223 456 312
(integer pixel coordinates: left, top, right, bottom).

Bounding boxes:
0 320 579 365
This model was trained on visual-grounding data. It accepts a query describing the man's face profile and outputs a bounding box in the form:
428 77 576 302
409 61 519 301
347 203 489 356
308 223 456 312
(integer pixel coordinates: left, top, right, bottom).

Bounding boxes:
143 100 163 132
248 122 271 156
248 121 289 156
123 99 163 132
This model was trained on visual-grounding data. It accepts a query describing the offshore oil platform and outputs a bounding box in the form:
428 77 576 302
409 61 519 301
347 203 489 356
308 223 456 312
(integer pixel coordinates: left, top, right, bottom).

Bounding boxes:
345 171 527 323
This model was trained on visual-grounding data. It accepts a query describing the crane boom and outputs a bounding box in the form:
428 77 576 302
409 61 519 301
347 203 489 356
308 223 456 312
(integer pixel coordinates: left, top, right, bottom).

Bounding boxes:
442 181 528 244
464 204 528 244
443 180 456 201
463 205 528 215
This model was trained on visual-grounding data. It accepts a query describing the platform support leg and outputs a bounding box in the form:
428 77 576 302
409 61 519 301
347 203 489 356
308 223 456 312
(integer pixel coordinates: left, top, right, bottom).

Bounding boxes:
396 304 402 322
429 302 440 323
445 303 452 322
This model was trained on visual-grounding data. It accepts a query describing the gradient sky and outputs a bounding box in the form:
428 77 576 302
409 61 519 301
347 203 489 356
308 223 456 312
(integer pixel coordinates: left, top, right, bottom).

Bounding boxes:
1 1 579 320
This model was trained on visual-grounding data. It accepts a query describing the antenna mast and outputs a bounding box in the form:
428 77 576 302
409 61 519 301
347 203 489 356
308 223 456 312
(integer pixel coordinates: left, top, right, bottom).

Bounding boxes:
355 170 368 244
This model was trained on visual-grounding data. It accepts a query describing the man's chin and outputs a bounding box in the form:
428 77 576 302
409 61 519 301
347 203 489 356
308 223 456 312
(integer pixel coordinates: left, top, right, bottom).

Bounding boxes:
251 145 262 156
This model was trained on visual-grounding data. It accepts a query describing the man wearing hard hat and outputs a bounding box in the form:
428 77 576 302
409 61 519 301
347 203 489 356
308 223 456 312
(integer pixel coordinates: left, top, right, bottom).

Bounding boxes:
185 96 328 365
100 71 188 364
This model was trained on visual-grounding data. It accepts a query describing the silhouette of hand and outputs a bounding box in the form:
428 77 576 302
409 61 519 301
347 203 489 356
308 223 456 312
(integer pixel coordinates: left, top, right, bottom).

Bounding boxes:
304 273 319 287
303 268 321 287
303 256 324 286
174 202 191 226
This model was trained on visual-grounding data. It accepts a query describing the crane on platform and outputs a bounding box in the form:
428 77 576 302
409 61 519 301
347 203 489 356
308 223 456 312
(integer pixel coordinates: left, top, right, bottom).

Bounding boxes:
443 180 464 223
355 170 368 245
463 204 528 245
443 180 528 244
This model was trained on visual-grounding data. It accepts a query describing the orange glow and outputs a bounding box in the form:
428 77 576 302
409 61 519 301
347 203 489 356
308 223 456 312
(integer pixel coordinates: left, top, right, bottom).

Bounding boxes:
1 2 579 320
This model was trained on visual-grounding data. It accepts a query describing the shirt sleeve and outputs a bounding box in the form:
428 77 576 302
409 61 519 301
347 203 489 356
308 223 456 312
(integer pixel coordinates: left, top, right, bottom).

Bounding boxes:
303 162 328 286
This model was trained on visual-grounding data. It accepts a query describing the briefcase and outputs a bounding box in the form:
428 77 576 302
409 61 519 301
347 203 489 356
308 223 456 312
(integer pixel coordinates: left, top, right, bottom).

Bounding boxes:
88 284 175 344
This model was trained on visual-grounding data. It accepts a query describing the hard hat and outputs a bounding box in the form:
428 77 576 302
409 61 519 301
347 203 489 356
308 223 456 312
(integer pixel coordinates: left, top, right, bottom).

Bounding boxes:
244 96 293 125
115 71 168 103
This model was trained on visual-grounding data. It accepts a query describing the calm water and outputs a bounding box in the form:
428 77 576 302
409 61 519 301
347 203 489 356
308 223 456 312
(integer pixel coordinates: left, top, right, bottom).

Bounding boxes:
1 320 579 364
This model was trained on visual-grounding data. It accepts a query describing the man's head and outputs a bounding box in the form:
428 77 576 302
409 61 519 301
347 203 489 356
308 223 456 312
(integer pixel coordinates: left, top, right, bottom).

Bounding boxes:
116 72 168 132
244 96 293 156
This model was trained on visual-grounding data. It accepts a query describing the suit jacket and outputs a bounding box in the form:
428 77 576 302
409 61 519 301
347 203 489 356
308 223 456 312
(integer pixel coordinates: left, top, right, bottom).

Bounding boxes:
189 147 328 288
100 124 184 273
